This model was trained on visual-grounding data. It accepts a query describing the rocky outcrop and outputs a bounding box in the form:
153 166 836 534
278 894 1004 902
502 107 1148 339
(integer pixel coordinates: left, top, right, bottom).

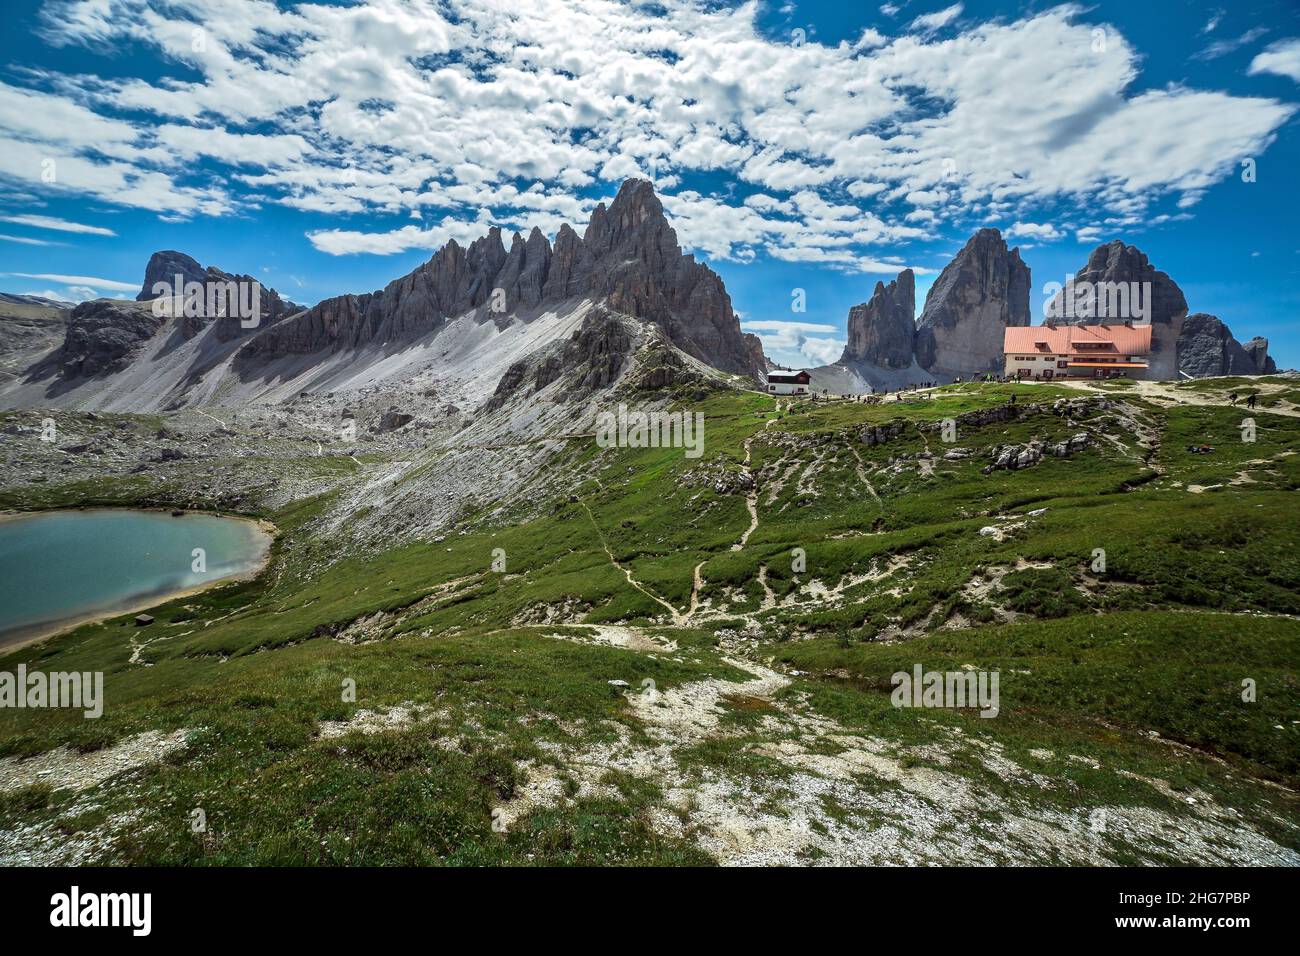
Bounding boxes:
859 419 911 447
841 269 915 368
580 180 762 380
49 299 166 379
743 332 767 375
1049 240 1187 379
1177 313 1256 378
632 345 709 392
1052 241 1188 327
137 251 207 301
486 307 636 411
981 433 1090 474
985 442 1043 472
0 294 69 385
818 239 1025 391
242 179 765 382
548 308 634 392
495 227 552 312
914 229 1030 375
1243 337 1277 374
137 250 302 342
376 410 414 432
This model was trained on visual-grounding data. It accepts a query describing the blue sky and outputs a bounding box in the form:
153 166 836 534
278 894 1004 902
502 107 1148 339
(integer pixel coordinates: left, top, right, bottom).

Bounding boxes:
1 0 1298 368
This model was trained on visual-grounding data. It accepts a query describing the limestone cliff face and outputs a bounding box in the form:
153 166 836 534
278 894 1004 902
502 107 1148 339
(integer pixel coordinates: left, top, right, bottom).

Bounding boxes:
914 229 1030 375
240 179 766 381
137 250 208 300
816 234 1028 390
1178 314 1257 377
1243 337 1277 374
136 250 302 343
48 299 166 379
840 269 915 369
486 306 638 412
1053 241 1274 379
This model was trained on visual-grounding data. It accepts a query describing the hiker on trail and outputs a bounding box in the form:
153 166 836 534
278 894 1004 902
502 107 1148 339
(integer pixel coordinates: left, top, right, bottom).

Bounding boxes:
1228 392 1238 405
1009 392 1017 404
1247 393 1257 409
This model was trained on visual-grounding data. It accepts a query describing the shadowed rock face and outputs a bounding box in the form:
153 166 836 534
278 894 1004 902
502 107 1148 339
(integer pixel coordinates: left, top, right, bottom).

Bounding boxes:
1178 314 1257 377
743 332 767 373
1060 241 1189 326
50 299 166 379
1243 337 1276 374
137 250 302 343
485 306 636 411
137 251 207 301
241 178 766 381
1054 241 1273 378
914 229 1030 375
841 269 915 368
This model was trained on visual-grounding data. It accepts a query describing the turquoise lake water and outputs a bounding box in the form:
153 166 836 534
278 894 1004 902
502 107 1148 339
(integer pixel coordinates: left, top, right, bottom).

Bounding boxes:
0 510 270 643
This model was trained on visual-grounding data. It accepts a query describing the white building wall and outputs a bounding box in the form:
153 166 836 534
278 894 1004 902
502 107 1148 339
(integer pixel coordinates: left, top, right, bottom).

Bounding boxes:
1004 354 1063 377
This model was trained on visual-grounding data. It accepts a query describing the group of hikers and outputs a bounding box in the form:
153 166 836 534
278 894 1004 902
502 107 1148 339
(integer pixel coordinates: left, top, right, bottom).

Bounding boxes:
1228 391 1258 409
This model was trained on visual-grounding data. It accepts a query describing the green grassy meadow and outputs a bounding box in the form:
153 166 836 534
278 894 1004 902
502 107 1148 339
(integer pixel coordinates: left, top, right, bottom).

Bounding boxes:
2 379 1297 864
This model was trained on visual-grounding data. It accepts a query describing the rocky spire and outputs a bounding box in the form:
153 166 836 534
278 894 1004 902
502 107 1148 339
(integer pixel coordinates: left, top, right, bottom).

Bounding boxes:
840 268 915 368
137 250 206 301
914 228 1030 375
1179 314 1257 377
135 250 301 342
1243 337 1276 374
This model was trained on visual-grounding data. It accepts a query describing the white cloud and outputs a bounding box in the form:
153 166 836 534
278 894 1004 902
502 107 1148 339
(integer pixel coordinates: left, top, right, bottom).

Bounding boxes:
0 214 115 235
0 233 61 246
911 4 963 33
742 320 839 333
1249 39 1300 83
0 0 1288 266
3 271 138 292
19 288 81 302
742 318 843 368
799 335 844 365
307 214 499 255
1194 26 1269 61
1005 221 1063 242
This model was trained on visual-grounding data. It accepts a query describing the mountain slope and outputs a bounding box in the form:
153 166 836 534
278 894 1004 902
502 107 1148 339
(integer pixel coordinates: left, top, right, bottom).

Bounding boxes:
0 179 765 413
0 294 70 388
2 376 1297 865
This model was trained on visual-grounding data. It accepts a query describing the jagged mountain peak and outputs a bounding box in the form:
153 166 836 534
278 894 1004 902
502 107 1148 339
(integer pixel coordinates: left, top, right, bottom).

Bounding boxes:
840 267 915 369
241 177 764 382
136 250 206 301
914 227 1031 375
